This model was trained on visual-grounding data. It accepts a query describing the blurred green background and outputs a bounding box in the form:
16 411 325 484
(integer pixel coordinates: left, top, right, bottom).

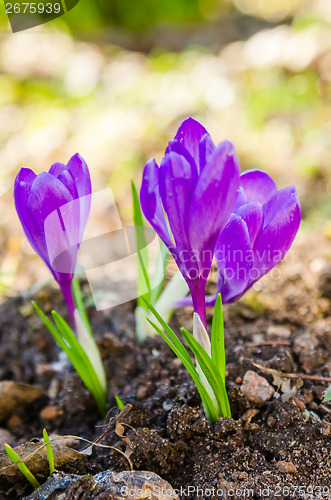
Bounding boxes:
0 0 331 296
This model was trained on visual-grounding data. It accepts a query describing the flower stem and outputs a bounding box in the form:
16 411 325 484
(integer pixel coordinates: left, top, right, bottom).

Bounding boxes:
190 279 207 329
60 281 76 330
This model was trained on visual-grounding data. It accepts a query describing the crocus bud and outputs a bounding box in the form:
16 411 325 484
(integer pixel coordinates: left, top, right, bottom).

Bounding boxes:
14 153 91 327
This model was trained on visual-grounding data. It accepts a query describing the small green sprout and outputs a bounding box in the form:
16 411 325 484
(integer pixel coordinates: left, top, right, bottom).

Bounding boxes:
144 294 231 423
115 395 125 409
43 428 54 475
4 443 41 490
33 277 107 417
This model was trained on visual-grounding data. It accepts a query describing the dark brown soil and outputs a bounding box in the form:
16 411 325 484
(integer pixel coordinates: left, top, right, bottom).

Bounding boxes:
0 232 330 499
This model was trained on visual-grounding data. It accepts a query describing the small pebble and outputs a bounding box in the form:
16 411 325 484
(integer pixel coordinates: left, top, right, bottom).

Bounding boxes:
276 461 297 474
6 415 23 429
241 371 274 406
137 386 148 399
162 401 173 411
292 396 305 411
40 405 60 420
303 390 314 404
267 325 291 338
267 416 276 428
319 423 331 437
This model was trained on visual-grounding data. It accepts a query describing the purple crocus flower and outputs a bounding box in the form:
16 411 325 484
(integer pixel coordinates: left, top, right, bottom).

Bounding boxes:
140 117 240 327
177 169 301 307
14 153 91 328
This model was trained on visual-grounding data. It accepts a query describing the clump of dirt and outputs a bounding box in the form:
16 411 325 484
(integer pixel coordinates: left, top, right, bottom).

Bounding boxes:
0 234 330 499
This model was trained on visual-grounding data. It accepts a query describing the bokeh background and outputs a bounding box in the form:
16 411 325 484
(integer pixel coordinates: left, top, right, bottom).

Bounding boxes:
0 0 331 301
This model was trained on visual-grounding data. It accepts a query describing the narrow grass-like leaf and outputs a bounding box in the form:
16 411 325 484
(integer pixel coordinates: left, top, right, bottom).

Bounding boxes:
146 318 219 422
181 328 231 418
43 428 54 475
72 276 93 338
33 302 95 397
51 311 106 406
4 444 41 489
142 298 192 366
52 312 107 416
74 310 107 393
33 302 106 416
150 242 168 304
132 180 151 306
115 395 125 409
211 294 226 382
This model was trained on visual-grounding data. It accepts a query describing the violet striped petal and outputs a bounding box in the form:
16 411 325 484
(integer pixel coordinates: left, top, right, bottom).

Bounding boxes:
49 162 79 200
214 214 252 303
188 141 240 270
26 172 74 276
199 133 216 171
159 151 199 278
66 153 92 198
235 201 263 247
14 168 36 245
165 140 197 175
240 169 278 204
262 186 298 229
249 187 301 285
174 117 209 169
140 158 173 249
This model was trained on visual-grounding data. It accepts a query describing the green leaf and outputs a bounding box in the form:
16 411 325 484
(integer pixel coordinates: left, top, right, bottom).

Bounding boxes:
33 302 94 395
43 428 54 475
132 180 151 306
146 318 219 422
115 395 125 409
142 298 192 366
52 311 107 416
32 302 106 416
181 327 231 418
324 385 331 402
72 276 93 338
4 444 41 489
211 294 226 382
150 242 169 304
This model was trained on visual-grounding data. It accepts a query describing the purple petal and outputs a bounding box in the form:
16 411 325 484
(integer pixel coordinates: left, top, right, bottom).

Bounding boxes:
240 169 278 205
159 151 199 277
165 140 197 175
174 117 209 168
249 187 301 284
66 153 92 198
44 201 79 276
235 202 263 247
188 140 240 273
65 154 92 239
199 133 216 171
140 159 173 249
262 186 299 229
14 168 36 243
49 162 78 200
27 172 74 228
26 172 74 274
233 186 248 211
214 214 252 303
